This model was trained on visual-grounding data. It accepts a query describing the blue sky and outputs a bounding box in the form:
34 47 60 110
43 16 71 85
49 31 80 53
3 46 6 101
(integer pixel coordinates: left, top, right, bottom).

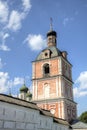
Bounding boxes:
0 0 87 116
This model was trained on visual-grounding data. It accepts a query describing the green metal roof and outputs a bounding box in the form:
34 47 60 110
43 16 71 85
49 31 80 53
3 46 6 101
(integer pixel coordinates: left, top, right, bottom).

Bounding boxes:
71 120 87 129
26 92 32 97
36 46 62 60
20 84 28 93
47 30 57 37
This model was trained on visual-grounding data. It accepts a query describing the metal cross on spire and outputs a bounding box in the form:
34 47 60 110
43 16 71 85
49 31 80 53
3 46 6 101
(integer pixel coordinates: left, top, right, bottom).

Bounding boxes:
50 17 53 30
23 77 26 85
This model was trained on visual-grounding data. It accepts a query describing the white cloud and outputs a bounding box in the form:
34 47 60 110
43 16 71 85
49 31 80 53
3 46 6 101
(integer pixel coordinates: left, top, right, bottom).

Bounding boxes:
0 1 9 23
13 77 24 86
7 10 22 31
63 17 74 26
73 71 87 97
22 0 31 12
7 0 31 31
63 18 69 26
75 71 87 90
24 34 46 51
0 0 32 51
7 77 24 89
0 32 10 51
0 72 9 93
0 44 10 51
3 33 9 40
0 72 26 94
79 91 87 96
0 58 4 69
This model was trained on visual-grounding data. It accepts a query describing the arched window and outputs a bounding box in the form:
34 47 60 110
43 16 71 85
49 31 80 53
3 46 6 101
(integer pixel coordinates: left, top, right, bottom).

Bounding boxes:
43 63 50 76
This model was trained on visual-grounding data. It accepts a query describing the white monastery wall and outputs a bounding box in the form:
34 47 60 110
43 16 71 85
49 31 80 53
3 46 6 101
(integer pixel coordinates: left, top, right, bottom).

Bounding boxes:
0 95 69 130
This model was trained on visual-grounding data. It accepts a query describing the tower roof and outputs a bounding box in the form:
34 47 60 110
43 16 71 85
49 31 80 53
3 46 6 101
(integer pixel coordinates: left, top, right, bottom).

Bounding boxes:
47 18 57 37
47 30 57 37
20 84 28 93
71 120 87 129
36 46 62 61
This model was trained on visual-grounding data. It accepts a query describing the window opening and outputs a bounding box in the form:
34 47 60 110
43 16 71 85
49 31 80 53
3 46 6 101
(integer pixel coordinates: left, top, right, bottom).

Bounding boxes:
43 64 50 74
45 52 48 56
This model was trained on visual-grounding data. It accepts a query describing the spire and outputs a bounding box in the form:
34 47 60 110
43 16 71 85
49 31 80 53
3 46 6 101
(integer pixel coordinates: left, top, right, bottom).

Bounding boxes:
47 17 57 37
24 77 25 85
47 18 57 47
50 17 53 31
8 87 12 96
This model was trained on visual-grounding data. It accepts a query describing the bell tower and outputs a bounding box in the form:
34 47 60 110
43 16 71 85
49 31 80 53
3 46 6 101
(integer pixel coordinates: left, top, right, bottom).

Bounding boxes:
32 23 77 122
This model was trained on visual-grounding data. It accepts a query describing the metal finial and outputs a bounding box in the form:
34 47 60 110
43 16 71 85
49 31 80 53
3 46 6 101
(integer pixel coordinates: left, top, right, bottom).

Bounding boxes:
24 77 26 85
50 17 53 30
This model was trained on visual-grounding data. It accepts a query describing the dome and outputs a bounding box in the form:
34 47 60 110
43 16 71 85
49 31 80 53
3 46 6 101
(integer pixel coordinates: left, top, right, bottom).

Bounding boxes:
36 46 62 61
47 30 57 37
20 84 28 93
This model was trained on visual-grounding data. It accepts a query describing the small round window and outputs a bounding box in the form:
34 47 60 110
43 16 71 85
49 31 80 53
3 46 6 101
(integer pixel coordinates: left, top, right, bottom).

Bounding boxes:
45 53 48 56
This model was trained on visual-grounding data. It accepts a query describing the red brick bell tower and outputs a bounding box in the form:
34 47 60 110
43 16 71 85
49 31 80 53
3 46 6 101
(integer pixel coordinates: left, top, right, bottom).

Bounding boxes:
32 24 77 122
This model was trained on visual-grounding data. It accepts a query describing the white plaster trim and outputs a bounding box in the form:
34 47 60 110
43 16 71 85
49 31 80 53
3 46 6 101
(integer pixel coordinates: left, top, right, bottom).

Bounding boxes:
32 62 35 79
58 57 62 75
62 101 64 119
36 81 38 100
58 102 61 118
59 77 62 97
56 77 58 96
32 81 35 100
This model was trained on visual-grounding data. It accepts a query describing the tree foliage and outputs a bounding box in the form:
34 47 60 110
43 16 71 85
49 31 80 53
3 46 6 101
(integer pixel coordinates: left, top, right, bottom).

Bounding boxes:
79 111 87 123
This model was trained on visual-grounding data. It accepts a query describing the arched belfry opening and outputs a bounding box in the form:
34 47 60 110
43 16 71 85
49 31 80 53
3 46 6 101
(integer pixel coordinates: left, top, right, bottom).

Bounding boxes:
43 63 50 76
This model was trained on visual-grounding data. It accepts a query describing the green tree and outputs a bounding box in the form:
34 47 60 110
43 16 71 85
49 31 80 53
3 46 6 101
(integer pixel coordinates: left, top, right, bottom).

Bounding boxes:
79 111 87 123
